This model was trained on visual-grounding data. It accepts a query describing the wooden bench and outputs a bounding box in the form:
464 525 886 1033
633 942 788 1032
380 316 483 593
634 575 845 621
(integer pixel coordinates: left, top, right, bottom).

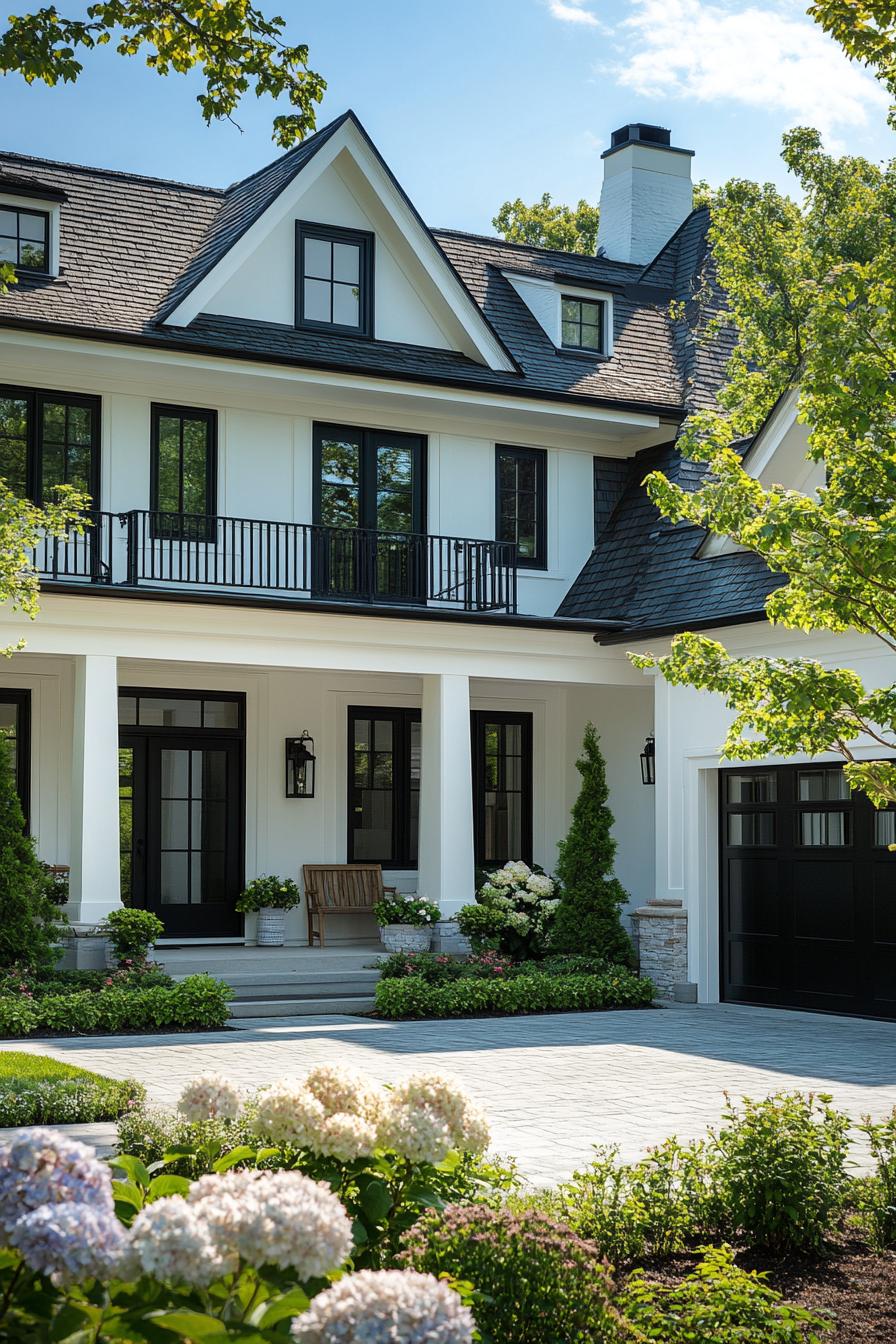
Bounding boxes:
302 863 395 947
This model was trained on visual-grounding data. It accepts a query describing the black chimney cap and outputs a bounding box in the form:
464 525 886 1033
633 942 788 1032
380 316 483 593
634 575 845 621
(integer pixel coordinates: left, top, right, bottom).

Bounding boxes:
602 123 694 159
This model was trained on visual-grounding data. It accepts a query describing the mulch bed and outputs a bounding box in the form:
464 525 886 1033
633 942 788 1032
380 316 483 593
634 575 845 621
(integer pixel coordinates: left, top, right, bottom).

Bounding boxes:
636 1241 896 1342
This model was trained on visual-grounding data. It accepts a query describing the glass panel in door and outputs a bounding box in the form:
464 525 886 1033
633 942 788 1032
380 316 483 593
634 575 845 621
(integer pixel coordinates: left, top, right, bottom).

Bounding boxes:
317 429 363 597
373 435 421 601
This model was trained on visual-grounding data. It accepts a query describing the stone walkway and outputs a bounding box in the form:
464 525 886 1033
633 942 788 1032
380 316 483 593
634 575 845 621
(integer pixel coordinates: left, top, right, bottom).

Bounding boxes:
9 1003 896 1184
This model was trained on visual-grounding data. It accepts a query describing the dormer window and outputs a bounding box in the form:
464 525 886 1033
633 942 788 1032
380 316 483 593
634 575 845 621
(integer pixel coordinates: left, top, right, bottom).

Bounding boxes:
561 295 605 353
296 222 373 337
0 206 49 274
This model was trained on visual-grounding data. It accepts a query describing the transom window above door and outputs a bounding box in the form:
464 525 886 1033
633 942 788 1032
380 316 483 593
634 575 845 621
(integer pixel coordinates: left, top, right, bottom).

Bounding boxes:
296 223 373 337
0 384 99 505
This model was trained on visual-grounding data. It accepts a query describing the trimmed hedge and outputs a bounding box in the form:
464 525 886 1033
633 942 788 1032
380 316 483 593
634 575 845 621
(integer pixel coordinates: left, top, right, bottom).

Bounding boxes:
0 974 232 1038
375 968 654 1019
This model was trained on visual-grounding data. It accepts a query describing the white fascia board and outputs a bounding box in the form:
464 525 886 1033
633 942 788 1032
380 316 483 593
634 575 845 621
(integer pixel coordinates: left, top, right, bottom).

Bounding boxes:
1 328 663 430
163 121 515 374
742 385 800 480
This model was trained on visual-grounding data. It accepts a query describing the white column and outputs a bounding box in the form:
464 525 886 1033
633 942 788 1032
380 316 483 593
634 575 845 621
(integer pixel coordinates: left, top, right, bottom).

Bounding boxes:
69 654 122 924
417 673 475 918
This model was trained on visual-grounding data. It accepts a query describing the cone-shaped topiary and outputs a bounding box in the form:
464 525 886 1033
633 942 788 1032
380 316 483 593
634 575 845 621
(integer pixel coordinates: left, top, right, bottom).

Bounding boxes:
551 722 634 966
0 734 64 970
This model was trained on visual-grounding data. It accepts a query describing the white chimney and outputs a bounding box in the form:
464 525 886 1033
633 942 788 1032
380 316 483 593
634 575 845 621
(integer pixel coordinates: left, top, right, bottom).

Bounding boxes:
597 123 694 265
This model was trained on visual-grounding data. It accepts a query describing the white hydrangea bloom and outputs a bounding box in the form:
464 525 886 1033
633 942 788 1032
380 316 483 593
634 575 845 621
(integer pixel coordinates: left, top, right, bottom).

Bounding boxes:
305 1064 382 1122
526 873 555 897
177 1074 242 1123
129 1195 238 1286
382 1074 490 1162
490 867 515 887
189 1169 352 1276
505 860 531 882
507 911 531 933
9 1201 131 1287
253 1080 326 1147
291 1269 474 1344
315 1112 380 1162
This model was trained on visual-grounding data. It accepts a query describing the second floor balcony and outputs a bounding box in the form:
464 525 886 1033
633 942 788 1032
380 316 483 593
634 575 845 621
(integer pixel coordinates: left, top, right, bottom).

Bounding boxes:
32 510 520 616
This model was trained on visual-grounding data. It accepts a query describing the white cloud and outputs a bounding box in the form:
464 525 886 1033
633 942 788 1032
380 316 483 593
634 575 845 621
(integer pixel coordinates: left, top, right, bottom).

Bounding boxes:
610 0 887 140
547 0 603 27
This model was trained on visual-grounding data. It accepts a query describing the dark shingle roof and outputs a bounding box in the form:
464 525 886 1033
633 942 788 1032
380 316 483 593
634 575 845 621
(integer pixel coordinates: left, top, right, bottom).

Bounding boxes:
0 120 686 415
557 441 781 634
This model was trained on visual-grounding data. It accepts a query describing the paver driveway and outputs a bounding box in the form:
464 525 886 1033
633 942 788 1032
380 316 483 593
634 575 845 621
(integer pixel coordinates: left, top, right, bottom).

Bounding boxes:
11 1003 896 1184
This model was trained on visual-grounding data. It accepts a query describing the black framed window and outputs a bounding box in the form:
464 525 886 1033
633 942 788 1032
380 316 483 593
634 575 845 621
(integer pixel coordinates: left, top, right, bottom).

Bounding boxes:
0 207 49 273
496 445 546 569
348 707 420 868
150 404 217 539
561 295 605 352
471 711 533 866
0 690 30 829
0 385 100 505
296 223 374 337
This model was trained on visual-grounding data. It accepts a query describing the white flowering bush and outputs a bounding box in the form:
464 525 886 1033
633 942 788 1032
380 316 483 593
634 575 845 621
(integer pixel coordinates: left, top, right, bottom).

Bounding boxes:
292 1268 474 1343
457 861 560 957
0 1122 474 1341
178 1072 242 1122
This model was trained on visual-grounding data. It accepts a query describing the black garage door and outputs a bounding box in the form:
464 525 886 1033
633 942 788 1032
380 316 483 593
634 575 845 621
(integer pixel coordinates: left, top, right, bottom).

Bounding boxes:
721 764 896 1018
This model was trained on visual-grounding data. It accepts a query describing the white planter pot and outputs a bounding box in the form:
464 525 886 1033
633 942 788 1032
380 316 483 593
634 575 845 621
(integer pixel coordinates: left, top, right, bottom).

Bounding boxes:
381 924 432 954
256 907 288 946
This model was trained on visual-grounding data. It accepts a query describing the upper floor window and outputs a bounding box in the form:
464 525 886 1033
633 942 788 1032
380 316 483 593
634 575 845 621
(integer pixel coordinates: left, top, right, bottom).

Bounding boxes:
561 295 605 352
0 207 49 274
0 385 99 504
296 223 373 337
150 404 216 539
496 445 547 570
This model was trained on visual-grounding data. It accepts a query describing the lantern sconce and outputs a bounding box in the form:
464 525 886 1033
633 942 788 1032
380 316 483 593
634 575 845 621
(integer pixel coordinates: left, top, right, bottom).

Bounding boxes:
640 734 656 787
285 731 316 799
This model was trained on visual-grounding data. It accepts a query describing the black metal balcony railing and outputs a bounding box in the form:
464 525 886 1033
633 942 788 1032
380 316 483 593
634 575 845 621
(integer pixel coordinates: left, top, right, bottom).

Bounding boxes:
32 510 519 615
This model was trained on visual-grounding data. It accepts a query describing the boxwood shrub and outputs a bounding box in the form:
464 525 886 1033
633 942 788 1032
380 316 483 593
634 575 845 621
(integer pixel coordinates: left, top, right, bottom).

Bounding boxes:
0 973 231 1038
375 967 654 1019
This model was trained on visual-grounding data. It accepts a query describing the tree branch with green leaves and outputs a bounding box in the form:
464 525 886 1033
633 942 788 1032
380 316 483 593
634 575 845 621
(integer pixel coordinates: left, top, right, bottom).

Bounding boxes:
0 1 325 146
631 123 896 811
0 484 88 654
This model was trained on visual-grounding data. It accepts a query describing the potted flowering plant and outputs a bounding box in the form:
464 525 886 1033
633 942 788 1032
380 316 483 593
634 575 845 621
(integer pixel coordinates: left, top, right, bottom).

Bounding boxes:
457 861 559 959
373 892 441 954
235 875 301 947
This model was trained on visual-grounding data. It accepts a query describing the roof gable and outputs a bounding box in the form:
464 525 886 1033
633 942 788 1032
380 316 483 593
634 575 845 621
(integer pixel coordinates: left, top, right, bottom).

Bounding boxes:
161 112 516 372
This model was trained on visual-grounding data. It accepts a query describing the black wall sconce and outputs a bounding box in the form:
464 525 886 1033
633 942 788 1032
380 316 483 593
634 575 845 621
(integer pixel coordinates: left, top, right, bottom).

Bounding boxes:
640 734 656 787
285 732 316 798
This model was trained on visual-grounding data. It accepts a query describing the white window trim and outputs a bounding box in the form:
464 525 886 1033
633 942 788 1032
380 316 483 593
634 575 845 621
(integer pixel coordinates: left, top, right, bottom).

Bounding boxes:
501 270 614 357
0 193 60 278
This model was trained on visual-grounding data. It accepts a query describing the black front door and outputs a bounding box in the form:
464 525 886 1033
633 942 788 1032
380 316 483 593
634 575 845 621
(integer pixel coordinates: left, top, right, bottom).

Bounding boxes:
721 763 896 1018
119 690 245 938
314 423 426 603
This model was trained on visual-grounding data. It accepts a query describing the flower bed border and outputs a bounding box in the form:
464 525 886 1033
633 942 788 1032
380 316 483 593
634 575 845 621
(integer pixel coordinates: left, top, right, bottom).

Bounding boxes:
374 969 655 1020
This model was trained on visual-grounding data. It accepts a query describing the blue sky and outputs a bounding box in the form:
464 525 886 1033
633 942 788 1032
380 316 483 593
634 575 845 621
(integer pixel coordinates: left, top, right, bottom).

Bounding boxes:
1 0 893 234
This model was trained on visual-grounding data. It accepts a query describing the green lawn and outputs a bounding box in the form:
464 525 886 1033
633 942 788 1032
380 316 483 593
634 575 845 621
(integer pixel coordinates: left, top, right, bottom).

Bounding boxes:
0 1050 114 1084
0 1050 145 1125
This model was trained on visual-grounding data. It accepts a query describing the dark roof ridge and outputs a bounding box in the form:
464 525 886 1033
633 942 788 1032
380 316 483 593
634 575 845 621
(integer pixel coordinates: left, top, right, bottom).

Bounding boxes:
432 226 644 269
0 148 224 197
221 109 353 194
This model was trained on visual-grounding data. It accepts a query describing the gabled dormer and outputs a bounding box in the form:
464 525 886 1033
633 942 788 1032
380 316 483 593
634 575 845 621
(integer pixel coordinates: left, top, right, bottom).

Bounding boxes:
0 170 66 278
160 112 515 372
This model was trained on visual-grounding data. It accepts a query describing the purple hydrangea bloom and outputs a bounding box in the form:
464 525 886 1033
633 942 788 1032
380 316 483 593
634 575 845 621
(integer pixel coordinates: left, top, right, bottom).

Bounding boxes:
8 1201 131 1286
0 1128 114 1234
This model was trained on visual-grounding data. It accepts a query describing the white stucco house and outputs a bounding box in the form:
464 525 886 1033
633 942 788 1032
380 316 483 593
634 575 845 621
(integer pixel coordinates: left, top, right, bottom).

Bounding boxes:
0 114 892 1018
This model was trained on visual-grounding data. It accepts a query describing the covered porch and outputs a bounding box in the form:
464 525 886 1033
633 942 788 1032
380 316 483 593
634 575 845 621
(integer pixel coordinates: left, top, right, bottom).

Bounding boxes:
1 591 654 961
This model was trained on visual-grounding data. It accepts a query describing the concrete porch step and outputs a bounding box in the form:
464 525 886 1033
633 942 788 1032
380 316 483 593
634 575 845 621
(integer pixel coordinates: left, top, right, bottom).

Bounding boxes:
227 972 382 1001
158 946 385 981
228 994 376 1018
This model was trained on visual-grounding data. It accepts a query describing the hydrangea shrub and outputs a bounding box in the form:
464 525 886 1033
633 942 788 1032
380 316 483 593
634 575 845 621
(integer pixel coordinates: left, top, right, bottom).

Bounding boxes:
457 861 559 957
